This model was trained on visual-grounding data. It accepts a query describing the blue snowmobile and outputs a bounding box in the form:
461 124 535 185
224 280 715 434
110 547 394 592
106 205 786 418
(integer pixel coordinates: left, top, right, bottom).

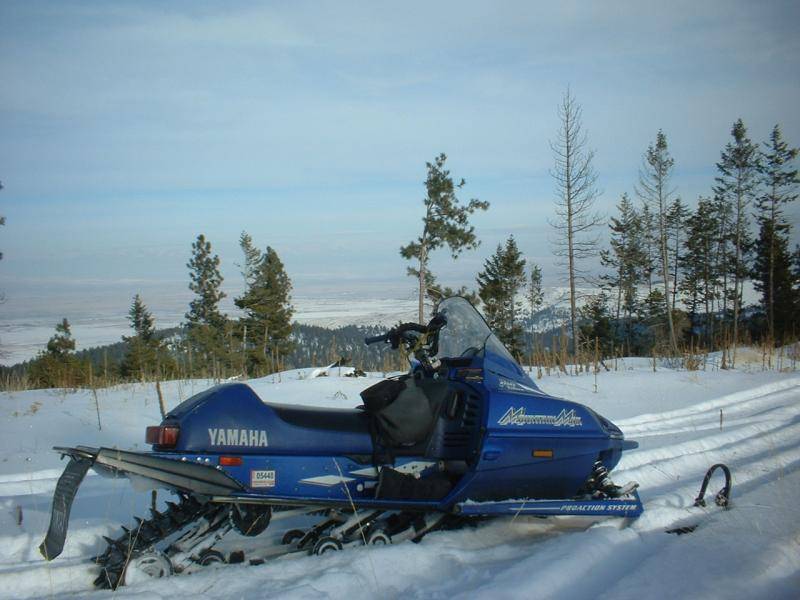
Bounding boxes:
40 296 641 588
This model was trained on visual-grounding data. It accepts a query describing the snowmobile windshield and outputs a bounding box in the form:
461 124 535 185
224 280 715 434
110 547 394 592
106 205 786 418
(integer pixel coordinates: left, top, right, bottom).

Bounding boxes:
434 297 516 363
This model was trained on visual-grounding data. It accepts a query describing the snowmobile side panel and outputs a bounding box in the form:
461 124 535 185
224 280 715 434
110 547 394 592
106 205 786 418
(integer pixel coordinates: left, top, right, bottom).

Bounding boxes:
455 489 643 518
39 456 92 560
163 383 373 456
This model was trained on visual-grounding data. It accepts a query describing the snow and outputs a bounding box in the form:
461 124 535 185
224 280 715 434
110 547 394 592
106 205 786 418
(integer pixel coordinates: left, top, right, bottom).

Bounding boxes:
0 363 798 599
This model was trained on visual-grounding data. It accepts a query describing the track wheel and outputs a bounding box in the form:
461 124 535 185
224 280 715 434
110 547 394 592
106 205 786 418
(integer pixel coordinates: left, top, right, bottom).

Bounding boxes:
367 529 391 546
312 536 342 555
281 528 306 545
198 549 226 566
122 550 173 585
231 504 272 536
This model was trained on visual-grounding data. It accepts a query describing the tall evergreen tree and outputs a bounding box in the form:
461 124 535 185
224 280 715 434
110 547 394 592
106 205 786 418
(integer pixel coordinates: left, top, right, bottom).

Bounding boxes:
550 88 602 353
753 125 798 341
400 153 489 323
185 234 227 373
636 130 678 354
476 236 526 355
667 197 689 308
526 262 544 357
714 119 761 365
681 197 720 346
527 263 544 319
235 245 294 375
122 295 159 380
129 294 155 341
238 231 263 290
580 293 614 357
186 234 226 327
711 191 735 324
639 202 657 295
600 193 645 331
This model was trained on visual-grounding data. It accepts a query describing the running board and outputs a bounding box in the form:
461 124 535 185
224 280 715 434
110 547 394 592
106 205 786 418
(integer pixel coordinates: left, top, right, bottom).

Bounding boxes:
454 489 643 518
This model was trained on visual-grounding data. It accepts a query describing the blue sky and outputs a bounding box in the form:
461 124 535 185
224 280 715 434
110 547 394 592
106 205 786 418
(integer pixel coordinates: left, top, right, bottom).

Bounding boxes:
1 0 799 303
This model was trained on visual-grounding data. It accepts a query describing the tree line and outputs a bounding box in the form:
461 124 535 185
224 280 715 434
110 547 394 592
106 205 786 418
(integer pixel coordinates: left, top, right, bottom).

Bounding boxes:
1 89 798 389
398 91 799 369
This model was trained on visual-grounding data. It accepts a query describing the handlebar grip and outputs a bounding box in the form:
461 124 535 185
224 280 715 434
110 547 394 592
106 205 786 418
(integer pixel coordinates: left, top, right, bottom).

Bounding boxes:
364 333 389 345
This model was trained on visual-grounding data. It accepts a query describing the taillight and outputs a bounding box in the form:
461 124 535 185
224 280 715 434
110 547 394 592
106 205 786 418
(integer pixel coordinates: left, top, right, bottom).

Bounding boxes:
146 425 180 448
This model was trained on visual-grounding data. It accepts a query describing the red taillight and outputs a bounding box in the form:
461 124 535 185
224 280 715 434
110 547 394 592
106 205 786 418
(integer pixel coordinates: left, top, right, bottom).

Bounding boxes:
146 425 180 448
219 456 242 466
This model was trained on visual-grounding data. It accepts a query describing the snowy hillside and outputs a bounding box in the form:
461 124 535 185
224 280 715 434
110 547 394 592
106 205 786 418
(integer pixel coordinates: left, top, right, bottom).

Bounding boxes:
0 363 798 599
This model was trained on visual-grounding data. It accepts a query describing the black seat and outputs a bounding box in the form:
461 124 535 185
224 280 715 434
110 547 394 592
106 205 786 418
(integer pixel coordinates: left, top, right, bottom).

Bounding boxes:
268 403 371 435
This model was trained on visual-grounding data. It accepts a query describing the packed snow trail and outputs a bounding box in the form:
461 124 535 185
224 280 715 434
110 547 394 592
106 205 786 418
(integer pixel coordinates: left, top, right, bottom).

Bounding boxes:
0 366 798 599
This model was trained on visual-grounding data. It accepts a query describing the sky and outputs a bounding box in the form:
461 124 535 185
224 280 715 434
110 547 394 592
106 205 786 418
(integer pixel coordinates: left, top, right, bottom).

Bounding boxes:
1 0 799 310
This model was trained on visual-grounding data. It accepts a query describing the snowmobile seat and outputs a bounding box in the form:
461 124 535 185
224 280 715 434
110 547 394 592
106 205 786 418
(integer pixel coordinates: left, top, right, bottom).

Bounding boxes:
269 404 371 435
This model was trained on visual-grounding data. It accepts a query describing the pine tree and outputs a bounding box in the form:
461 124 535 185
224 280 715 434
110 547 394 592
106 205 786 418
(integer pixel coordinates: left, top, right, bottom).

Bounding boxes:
47 318 76 357
30 318 84 388
185 234 227 374
681 197 720 346
636 130 678 355
714 119 761 365
754 223 797 339
436 285 479 306
526 262 544 359
550 89 602 354
711 192 735 326
753 125 798 341
600 193 645 339
401 153 489 323
527 263 544 319
122 295 159 380
639 202 657 295
235 245 294 375
186 234 226 327
667 197 689 308
580 293 613 357
238 231 262 290
476 236 526 355
129 294 155 341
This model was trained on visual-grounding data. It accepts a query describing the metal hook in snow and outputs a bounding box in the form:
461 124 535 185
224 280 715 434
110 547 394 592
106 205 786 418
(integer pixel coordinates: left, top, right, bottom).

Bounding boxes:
693 463 732 509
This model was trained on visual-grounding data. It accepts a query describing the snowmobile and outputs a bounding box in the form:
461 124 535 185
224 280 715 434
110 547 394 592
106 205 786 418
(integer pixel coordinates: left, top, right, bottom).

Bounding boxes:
39 296 642 589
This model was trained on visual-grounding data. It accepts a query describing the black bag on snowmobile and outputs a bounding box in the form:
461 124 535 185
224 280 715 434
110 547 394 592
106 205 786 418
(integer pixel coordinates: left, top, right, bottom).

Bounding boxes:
360 375 450 447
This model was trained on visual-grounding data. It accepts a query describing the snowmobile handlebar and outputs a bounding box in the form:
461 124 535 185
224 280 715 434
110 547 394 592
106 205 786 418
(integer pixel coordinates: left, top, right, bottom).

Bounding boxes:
363 315 446 349
363 332 392 345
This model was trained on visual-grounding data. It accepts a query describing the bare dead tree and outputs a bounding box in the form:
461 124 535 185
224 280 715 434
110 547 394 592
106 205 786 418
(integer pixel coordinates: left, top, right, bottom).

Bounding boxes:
549 89 602 355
